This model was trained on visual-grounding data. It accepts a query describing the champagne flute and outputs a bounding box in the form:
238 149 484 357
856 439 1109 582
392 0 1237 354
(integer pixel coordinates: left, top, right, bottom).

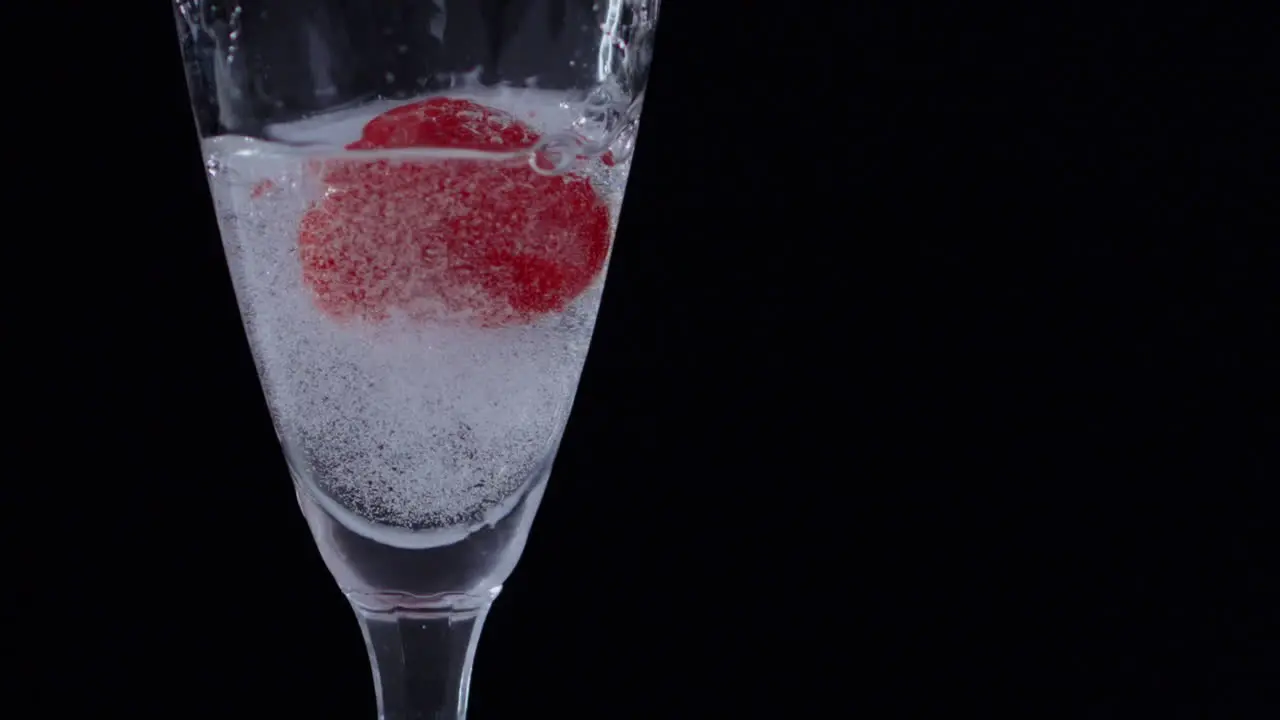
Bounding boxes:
170 2 661 717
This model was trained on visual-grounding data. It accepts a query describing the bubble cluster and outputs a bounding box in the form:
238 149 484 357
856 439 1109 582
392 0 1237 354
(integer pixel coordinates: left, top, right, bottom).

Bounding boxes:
204 89 631 529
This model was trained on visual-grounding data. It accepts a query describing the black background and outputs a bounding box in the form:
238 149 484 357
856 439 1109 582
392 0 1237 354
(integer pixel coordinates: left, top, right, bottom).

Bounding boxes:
12 2 1278 717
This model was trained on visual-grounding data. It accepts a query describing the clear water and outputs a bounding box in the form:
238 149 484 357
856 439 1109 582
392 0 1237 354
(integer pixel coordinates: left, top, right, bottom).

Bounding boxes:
204 87 634 596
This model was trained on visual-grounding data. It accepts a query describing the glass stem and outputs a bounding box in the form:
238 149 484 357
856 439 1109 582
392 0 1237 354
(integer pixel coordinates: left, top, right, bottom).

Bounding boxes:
351 592 498 720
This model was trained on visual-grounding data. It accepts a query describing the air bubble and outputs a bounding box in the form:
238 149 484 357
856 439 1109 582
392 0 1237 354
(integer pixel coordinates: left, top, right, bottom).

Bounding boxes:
585 85 615 109
530 134 584 176
608 118 640 164
573 84 625 147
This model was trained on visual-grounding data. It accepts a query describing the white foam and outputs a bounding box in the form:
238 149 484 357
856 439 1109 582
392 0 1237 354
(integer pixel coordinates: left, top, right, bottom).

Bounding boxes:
205 88 633 529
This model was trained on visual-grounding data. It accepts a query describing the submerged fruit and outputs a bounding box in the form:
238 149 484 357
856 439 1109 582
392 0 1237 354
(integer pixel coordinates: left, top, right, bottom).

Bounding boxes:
298 97 611 325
